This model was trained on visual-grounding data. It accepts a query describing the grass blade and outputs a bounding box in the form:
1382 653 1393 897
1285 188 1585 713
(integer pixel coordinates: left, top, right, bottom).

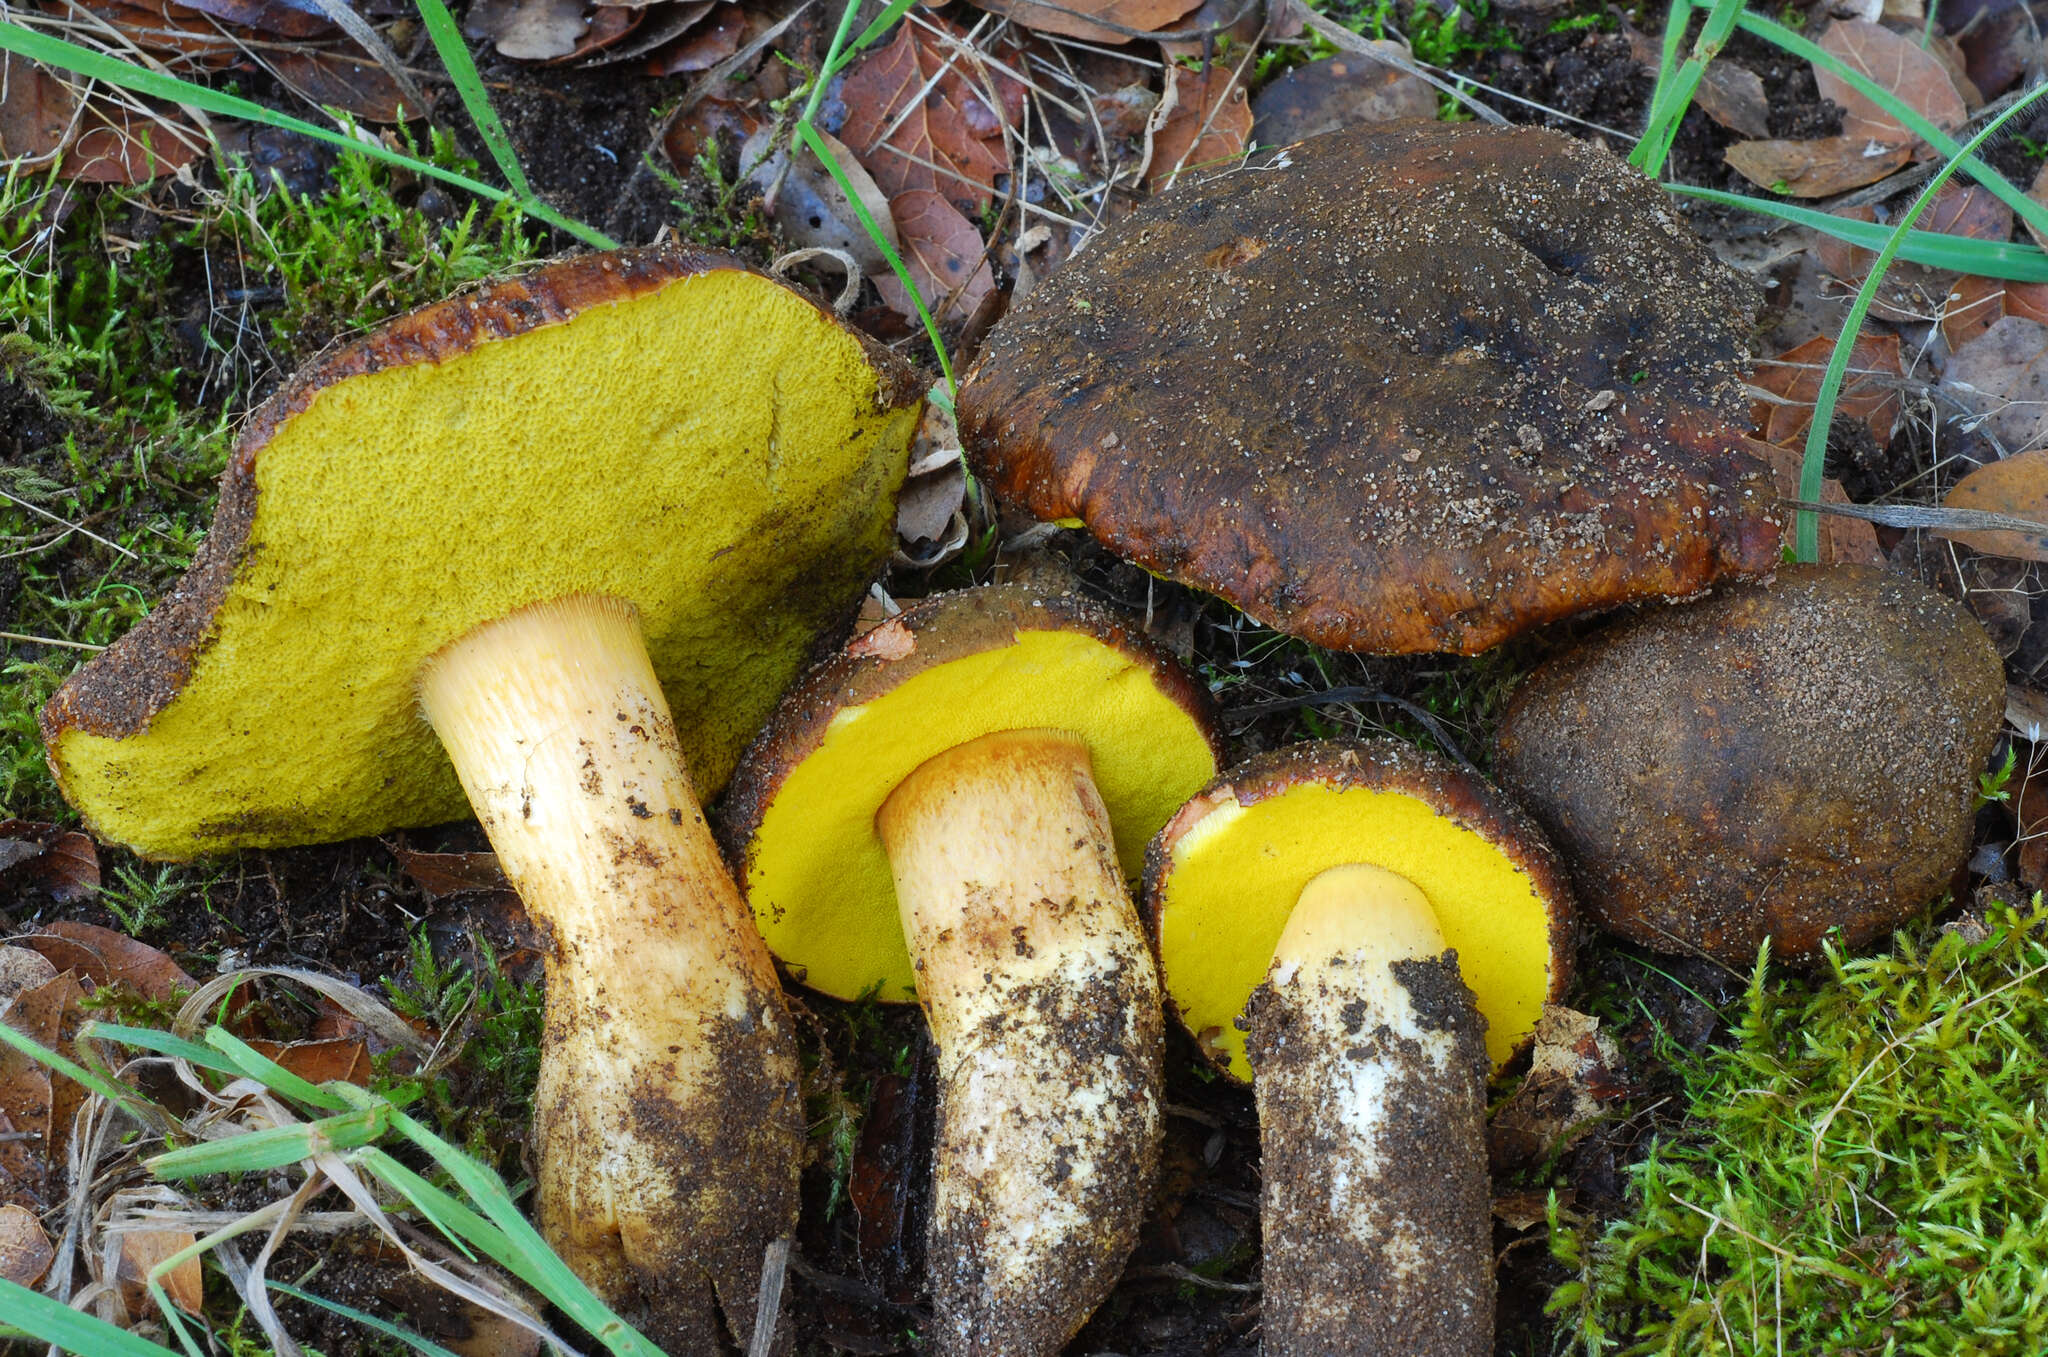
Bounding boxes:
0 1277 182 1354
1666 183 2048 280
204 1026 351 1111
1632 0 1747 177
147 1105 390 1178
411 0 533 199
268 1282 463 1357
1792 79 2048 560
0 1009 167 1130
79 1022 240 1077
1737 12 2048 246
0 20 613 248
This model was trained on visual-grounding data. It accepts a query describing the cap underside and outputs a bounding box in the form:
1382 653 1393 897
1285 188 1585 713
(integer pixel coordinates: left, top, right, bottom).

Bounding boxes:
745 627 1217 1002
1156 782 1556 1078
50 269 919 857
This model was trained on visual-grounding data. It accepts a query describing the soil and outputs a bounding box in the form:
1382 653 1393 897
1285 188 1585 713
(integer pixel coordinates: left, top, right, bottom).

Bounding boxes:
2 0 2035 1352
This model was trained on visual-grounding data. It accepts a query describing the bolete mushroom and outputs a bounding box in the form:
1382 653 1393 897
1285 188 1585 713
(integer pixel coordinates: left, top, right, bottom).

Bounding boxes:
1493 562 2004 966
1142 740 1575 1354
38 245 925 1348
719 584 1220 1354
956 121 1783 655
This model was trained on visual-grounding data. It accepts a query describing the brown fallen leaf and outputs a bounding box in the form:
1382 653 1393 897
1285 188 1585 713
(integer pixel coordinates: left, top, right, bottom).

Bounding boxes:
395 848 511 899
0 820 100 903
1248 47 1435 148
545 2 641 63
1819 187 2008 326
1148 62 1252 191
0 1203 53 1287
1751 330 1905 446
261 49 415 121
244 1037 376 1088
1626 26 1771 140
1814 18 1966 152
1725 135 1912 197
1748 437 1886 565
662 95 758 166
13 974 87 1178
1955 0 2032 99
466 0 586 61
1944 316 2048 455
1488 1006 1626 1174
1936 447 2048 561
0 949 59 1005
1491 1188 1567 1233
1944 274 2048 353
15 923 194 1000
741 125 902 282
972 0 1202 44
168 0 335 37
872 188 996 326
838 19 1012 213
114 1226 204 1319
641 2 743 74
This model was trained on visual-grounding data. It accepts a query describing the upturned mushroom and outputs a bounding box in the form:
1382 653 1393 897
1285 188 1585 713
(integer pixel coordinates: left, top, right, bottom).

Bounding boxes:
720 584 1220 1354
1493 562 2004 965
956 120 1783 656
1142 740 1575 1354
38 246 924 1349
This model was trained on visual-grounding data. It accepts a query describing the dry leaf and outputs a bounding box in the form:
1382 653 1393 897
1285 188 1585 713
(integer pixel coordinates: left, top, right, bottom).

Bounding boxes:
1751 330 1905 445
662 95 758 166
0 55 82 169
1488 1006 1626 1173
265 49 413 121
1747 437 1886 564
466 0 586 61
1248 47 1435 148
1944 316 2048 455
2026 161 2048 254
642 2 743 74
16 923 194 1000
742 126 901 281
168 0 336 37
1813 19 1966 151
0 1203 52 1287
115 1228 203 1318
838 20 1011 212
1936 447 2048 561
0 821 100 903
1944 273 2009 352
1955 0 2032 99
0 950 59 1006
972 0 1202 44
872 188 995 325
1148 62 1252 190
1725 135 1912 197
1693 60 1772 140
244 1037 376 1087
395 848 511 899
545 3 642 63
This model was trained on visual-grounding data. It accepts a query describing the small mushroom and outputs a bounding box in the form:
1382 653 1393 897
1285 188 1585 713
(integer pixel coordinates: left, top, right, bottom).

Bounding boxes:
720 584 1220 1354
1493 562 2005 965
957 121 1783 655
1143 741 1574 1354
39 246 925 1348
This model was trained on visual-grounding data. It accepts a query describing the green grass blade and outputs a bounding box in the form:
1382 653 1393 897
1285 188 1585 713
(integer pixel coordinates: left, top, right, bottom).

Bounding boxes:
0 20 613 249
411 0 533 199
1792 79 2048 559
1666 183 2048 280
267 1282 463 1357
836 0 920 77
0 1276 182 1354
1737 12 2048 245
795 122 957 397
146 1105 389 1178
203 1027 351 1111
1633 0 1746 177
1631 0 1694 169
78 1022 241 1078
0 1010 165 1130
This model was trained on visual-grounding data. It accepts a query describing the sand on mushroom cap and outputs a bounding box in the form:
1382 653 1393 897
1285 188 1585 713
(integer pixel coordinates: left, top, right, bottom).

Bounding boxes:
39 245 924 1350
721 584 1220 1355
1493 562 2005 965
957 121 1783 656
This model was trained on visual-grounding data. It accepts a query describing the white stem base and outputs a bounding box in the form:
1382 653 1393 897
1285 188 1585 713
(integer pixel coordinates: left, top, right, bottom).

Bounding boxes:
1247 864 1494 1357
877 728 1163 1357
419 594 802 1352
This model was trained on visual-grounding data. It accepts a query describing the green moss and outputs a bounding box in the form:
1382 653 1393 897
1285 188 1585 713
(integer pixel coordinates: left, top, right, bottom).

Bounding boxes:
1551 901 2048 1356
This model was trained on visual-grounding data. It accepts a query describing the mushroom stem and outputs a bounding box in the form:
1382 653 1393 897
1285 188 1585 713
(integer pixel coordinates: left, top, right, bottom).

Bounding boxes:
1244 864 1493 1357
875 728 1163 1355
418 594 802 1353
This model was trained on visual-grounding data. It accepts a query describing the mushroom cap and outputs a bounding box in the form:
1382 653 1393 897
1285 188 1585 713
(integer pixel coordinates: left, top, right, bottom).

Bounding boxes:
40 246 923 858
1493 563 2005 965
719 585 1221 1002
956 121 1783 655
1143 739 1575 1080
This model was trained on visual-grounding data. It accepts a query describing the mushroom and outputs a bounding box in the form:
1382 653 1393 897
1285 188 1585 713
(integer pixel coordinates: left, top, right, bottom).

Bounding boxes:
1493 562 2005 966
719 584 1220 1354
1142 740 1575 1354
956 121 1783 656
38 246 925 1348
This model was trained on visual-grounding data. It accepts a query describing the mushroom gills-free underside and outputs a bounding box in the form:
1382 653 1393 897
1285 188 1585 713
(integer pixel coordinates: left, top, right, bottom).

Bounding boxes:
40 245 925 1350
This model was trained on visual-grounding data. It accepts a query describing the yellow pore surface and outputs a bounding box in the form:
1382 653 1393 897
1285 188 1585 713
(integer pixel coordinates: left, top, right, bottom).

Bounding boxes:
1157 783 1557 1078
55 270 918 858
746 628 1217 1002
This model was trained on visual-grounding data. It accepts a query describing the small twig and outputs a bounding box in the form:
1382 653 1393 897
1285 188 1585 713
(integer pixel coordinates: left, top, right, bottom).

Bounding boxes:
1126 1262 1260 1293
0 630 106 652
0 485 137 559
746 1238 793 1357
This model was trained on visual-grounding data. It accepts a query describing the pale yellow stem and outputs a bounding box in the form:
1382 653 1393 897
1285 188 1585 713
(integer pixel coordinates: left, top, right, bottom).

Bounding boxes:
418 594 801 1353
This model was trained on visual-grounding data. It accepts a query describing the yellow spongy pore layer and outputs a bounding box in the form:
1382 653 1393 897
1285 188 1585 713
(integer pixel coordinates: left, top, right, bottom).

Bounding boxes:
1158 783 1556 1078
746 627 1217 1002
54 270 918 858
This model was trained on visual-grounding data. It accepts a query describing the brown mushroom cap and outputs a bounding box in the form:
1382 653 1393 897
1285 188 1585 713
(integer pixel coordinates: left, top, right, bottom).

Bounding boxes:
957 121 1783 655
1143 739 1576 1080
719 584 1221 1002
1492 563 2005 965
40 245 922 858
